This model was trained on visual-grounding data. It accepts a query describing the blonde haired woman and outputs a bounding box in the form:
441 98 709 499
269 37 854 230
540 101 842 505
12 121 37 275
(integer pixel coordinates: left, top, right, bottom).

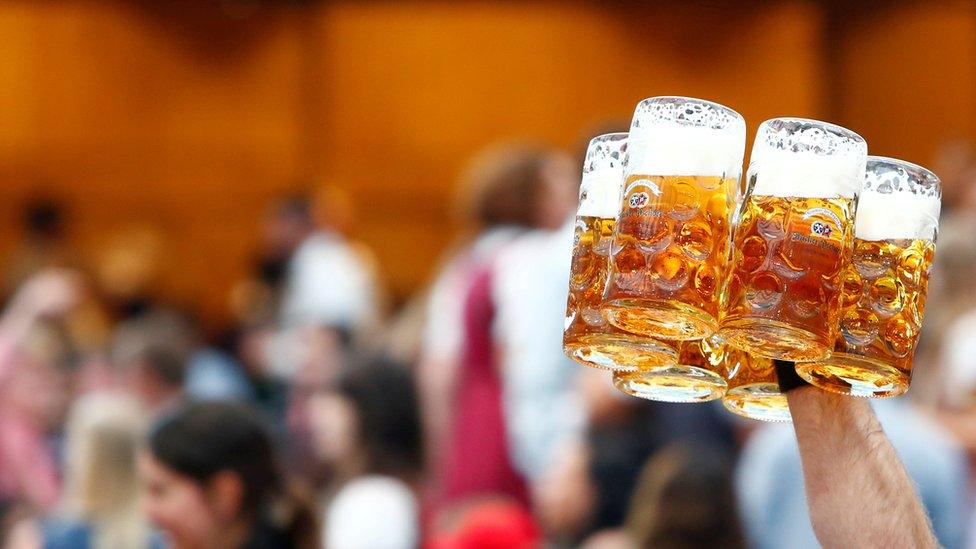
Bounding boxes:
7 392 162 549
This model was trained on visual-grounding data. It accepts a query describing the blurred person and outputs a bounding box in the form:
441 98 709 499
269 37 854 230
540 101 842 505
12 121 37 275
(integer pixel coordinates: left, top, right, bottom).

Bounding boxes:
433 144 574 511
0 325 74 516
307 358 422 549
933 293 976 548
257 195 317 299
418 143 565 465
487 134 601 495
933 139 976 215
531 437 596 543
577 369 736 538
278 190 381 342
141 401 317 549
624 443 744 549
283 325 349 486
909 211 976 405
111 312 192 416
0 270 81 516
379 292 428 366
6 393 162 549
112 309 252 411
737 396 966 548
229 320 288 426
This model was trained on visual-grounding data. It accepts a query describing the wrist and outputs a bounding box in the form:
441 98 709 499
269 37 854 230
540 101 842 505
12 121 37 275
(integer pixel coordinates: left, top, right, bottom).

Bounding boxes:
775 360 808 393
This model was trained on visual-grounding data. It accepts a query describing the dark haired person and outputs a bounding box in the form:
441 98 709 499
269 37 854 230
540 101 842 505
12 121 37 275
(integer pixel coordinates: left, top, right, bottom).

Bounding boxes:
140 402 316 548
625 443 744 549
308 359 423 548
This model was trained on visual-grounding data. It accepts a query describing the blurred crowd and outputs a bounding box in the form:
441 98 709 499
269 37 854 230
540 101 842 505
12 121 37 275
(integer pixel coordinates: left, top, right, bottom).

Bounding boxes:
2 136 976 549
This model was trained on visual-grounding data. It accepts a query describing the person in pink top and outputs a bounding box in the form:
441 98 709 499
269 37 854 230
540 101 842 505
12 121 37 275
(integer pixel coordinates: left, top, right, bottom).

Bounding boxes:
0 270 81 513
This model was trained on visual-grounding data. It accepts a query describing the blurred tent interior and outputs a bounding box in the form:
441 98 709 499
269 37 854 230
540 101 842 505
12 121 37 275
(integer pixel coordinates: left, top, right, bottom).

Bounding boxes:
0 0 971 329
4 1 976 548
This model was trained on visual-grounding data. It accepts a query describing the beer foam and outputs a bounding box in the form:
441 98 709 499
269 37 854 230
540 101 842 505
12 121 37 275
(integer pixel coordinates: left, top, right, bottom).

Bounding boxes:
750 149 865 198
854 192 940 241
577 133 627 218
577 171 624 218
627 125 745 177
748 118 867 199
854 157 942 240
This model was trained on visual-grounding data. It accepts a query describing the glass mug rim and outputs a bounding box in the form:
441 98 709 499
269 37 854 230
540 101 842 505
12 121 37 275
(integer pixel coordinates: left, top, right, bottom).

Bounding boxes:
855 155 941 241
754 116 866 152
578 132 628 217
865 155 941 194
632 95 745 130
582 132 629 176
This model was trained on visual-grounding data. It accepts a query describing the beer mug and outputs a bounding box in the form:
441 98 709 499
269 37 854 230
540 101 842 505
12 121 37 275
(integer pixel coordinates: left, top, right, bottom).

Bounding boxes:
719 118 867 362
612 336 725 402
600 97 744 398
603 97 745 344
795 157 940 397
721 351 787 422
564 133 678 371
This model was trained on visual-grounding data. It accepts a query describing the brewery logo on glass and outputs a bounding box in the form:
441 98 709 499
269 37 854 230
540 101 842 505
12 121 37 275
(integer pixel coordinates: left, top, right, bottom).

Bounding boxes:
617 179 666 239
785 205 846 262
805 208 841 239
811 221 832 237
628 190 650 209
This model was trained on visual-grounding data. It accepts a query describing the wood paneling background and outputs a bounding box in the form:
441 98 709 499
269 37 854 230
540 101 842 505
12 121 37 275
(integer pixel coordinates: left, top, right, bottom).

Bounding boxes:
0 0 967 327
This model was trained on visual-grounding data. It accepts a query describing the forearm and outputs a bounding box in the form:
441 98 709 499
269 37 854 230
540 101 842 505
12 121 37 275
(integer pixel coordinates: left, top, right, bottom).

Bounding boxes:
788 387 936 548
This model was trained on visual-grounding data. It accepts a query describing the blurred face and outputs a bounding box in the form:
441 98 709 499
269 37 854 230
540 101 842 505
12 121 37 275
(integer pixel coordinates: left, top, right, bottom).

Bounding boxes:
308 392 360 469
139 452 222 549
264 207 311 256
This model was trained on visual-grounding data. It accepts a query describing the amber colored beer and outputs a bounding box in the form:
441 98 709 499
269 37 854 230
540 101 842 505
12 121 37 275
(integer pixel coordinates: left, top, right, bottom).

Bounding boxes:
796 238 935 397
563 216 677 371
720 347 788 422
602 174 737 340
719 195 856 361
611 336 727 403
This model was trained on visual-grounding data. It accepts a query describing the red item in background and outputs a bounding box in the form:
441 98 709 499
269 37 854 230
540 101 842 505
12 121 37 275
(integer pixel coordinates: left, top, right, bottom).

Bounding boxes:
427 500 541 549
439 264 529 508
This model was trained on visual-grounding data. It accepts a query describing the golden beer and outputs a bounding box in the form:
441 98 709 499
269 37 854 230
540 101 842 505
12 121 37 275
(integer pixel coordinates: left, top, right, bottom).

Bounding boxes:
721 347 788 422
797 156 941 397
602 174 738 340
599 97 744 403
564 215 677 371
720 195 856 361
564 131 677 372
612 336 727 403
719 117 866 362
795 239 933 396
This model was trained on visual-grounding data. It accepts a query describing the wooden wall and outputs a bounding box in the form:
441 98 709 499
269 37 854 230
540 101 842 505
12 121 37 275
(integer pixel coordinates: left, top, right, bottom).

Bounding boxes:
0 0 967 327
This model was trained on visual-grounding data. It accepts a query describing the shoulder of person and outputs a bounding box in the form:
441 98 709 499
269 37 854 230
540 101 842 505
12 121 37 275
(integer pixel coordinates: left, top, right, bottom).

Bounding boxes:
330 475 417 511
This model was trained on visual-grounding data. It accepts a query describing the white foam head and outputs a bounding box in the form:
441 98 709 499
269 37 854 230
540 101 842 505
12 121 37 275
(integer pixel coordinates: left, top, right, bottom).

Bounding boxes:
627 97 746 177
749 118 867 199
577 133 627 218
855 156 941 241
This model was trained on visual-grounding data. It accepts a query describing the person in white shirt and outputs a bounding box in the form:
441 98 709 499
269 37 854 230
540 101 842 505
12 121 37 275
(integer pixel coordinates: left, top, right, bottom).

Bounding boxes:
418 143 573 474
